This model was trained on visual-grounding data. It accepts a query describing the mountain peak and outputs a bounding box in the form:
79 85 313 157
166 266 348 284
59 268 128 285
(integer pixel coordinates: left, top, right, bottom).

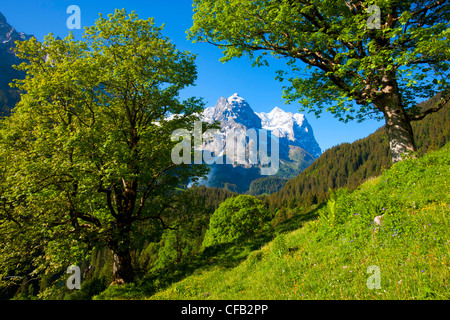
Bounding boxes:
202 94 321 158
0 11 34 116
203 94 262 130
0 11 33 44
0 12 7 25
270 106 287 114
199 94 322 191
256 107 321 158
227 93 246 105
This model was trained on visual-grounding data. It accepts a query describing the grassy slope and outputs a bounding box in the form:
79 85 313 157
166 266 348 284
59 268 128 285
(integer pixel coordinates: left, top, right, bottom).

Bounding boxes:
147 144 449 300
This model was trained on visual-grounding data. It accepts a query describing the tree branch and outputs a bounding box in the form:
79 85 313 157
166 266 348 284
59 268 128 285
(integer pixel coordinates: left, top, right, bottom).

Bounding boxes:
98 183 118 218
134 163 176 219
133 202 178 230
408 90 450 121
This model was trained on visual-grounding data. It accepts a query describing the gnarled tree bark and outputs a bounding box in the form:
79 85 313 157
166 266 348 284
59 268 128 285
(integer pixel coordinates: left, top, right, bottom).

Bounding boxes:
372 74 417 163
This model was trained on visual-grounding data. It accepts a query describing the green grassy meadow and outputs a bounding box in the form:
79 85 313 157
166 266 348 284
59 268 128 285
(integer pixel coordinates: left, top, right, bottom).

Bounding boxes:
133 144 450 300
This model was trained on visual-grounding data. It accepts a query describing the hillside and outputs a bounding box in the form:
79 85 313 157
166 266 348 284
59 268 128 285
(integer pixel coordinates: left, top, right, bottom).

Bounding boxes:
140 143 449 300
68 97 449 301
266 94 450 220
247 176 288 196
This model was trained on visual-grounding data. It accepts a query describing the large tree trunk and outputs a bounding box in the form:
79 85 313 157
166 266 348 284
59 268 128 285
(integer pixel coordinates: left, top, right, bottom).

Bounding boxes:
373 76 417 163
383 102 416 163
107 176 139 285
108 223 135 285
112 249 134 285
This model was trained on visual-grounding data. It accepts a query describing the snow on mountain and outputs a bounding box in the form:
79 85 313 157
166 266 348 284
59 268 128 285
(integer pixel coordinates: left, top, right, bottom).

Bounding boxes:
256 106 321 158
227 92 246 106
203 93 262 130
202 94 321 159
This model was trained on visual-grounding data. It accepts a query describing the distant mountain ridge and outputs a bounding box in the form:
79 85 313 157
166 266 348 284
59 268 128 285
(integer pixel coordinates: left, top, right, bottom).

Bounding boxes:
203 93 263 131
0 12 32 44
256 106 322 176
257 107 321 159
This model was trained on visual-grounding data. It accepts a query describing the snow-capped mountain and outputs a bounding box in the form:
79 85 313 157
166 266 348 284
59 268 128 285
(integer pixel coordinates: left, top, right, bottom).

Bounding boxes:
202 93 321 162
198 94 322 192
203 93 262 131
257 107 322 159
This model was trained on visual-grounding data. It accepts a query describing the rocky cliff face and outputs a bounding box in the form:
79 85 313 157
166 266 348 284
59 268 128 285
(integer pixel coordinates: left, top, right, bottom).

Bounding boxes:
203 93 262 131
0 11 33 116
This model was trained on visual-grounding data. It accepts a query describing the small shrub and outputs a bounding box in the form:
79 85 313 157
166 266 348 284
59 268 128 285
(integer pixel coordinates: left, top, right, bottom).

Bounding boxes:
203 195 271 247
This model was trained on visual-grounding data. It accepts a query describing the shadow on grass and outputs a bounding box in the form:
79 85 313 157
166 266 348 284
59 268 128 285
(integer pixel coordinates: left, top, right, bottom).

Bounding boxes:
137 232 275 297
274 203 323 234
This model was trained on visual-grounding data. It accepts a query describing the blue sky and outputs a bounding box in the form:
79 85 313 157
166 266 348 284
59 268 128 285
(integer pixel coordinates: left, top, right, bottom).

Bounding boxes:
0 0 384 151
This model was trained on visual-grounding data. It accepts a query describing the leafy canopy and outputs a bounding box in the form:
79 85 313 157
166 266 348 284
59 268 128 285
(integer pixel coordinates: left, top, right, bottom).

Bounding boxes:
189 0 450 122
